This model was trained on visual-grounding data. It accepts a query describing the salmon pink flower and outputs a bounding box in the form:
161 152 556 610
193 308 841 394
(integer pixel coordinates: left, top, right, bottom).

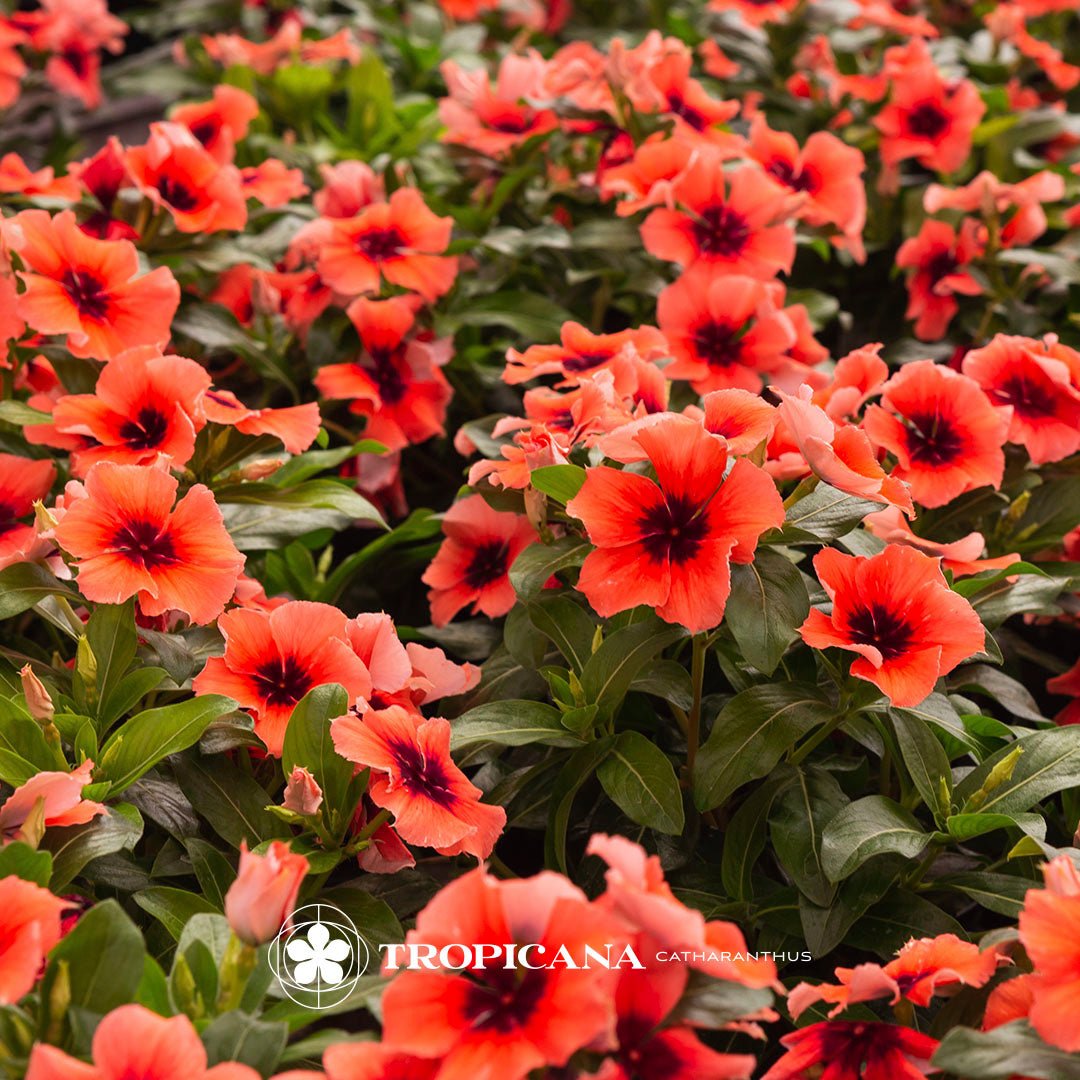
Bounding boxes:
0 20 27 109
862 360 1009 508
0 453 55 571
814 343 888 423
567 416 784 634
171 84 259 164
895 218 984 341
0 759 105 843
315 188 458 303
642 46 739 135
701 389 778 454
323 1044 438 1080
800 545 985 707
239 159 308 207
26 1002 264 1080
439 53 559 158
503 322 667 386
42 348 211 476
708 0 800 26
125 122 248 234
761 1021 939 1080
192 601 373 756
0 875 68 1005
658 268 797 393
1017 854 1080 1050
0 153 79 200
314 161 385 218
314 296 452 452
225 840 308 945
331 705 506 859
772 385 915 517
282 766 323 816
788 934 1006 1019
642 160 797 278
422 494 538 626
54 462 244 626
961 334 1080 465
8 209 179 361
201 388 321 455
376 864 628 1078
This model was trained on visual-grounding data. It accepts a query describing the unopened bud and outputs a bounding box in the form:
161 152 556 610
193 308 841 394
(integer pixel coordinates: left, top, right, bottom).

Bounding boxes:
33 500 59 532
20 664 54 722
238 458 285 482
282 766 323 816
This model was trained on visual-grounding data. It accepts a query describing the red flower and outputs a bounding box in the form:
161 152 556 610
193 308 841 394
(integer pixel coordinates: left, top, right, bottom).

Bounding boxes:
376 865 628 1079
314 296 452 452
700 389 779 454
658 268 797 393
125 122 248 234
567 416 784 634
876 40 986 181
171 84 259 164
0 876 68 1005
315 188 458 302
323 1044 438 1080
0 20 27 110
54 462 244 626
862 360 1009 508
961 334 1080 465
895 219 984 341
331 704 505 859
800 544 985 707
8 209 179 361
761 1021 939 1080
192 601 372 756
45 347 211 476
201 388 321 455
0 453 55 570
641 159 797 278
422 494 538 626
503 321 667 386
788 933 1006 1019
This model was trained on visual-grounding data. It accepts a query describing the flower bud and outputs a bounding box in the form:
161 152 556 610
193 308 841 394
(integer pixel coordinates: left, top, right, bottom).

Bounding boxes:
282 766 323 816
224 841 308 945
19 664 54 722
237 458 285 482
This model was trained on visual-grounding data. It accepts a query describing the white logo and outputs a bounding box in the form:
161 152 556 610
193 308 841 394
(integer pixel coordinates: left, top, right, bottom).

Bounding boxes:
269 903 369 1009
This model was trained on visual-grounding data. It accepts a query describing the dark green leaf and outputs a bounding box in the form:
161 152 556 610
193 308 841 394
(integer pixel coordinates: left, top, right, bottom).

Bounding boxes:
596 731 684 835
509 536 589 600
449 700 587 750
726 550 810 675
890 710 952 820
44 806 143 891
0 841 52 885
202 1012 288 1077
779 484 881 542
0 562 79 618
134 887 220 940
934 1021 1080 1080
944 872 1032 917
545 737 616 874
528 595 595 673
821 796 930 881
580 621 684 721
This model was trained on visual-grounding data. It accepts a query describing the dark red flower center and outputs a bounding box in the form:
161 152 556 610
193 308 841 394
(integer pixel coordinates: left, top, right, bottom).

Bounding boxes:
463 969 548 1033
768 159 818 193
356 228 405 261
693 320 744 369
386 738 457 808
907 102 949 139
905 411 966 465
62 270 110 322
119 407 171 451
111 519 177 569
61 47 89 78
157 176 200 212
0 502 16 536
464 540 510 589
639 493 711 564
925 250 957 281
489 110 533 134
189 121 217 146
692 204 751 258
562 350 613 374
845 603 914 661
666 94 708 131
253 655 313 708
997 375 1058 418
368 349 409 406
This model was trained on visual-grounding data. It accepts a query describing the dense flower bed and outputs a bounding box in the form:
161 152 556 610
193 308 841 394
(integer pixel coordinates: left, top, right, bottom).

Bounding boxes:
2 0 1080 1077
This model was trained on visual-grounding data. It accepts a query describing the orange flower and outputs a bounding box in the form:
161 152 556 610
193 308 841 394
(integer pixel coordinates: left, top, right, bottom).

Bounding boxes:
225 840 308 945
503 321 667 386
0 453 56 571
201 388 321 455
0 875 68 1005
315 188 458 302
331 704 506 859
171 84 259 164
800 544 986 707
8 209 179 361
54 462 244 625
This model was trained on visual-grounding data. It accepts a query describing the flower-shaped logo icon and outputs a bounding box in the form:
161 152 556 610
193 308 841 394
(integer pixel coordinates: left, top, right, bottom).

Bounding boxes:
270 902 369 1009
285 921 352 986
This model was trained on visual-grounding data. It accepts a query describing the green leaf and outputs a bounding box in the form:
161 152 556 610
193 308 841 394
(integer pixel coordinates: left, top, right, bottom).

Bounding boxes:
439 291 575 341
270 441 385 487
283 684 355 840
185 838 236 910
99 696 238 795
174 754 290 849
0 399 52 425
44 900 144 1013
820 796 930 881
449 700 587 750
0 562 79 618
692 684 833 810
529 464 587 504
943 872 1033 917
545 737 616 874
596 731 685 835
528 595 596 673
202 1012 288 1077
134 886 220 940
721 780 789 901
933 1021 1080 1080
955 727 1080 816
968 574 1065 629
890 710 952 820
509 536 589 600
946 812 1046 842
845 891 965 956
0 841 52 885
726 550 810 675
0 706 65 784
75 601 137 722
44 806 143 891
779 484 881 542
628 659 694 711
503 604 548 669
580 621 684 721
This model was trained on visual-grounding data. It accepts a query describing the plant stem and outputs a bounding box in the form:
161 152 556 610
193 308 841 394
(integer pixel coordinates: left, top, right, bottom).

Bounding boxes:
788 710 847 766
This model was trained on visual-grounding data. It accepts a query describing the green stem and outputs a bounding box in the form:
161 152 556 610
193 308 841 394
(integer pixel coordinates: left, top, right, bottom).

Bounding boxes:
788 710 847 766
354 808 392 843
